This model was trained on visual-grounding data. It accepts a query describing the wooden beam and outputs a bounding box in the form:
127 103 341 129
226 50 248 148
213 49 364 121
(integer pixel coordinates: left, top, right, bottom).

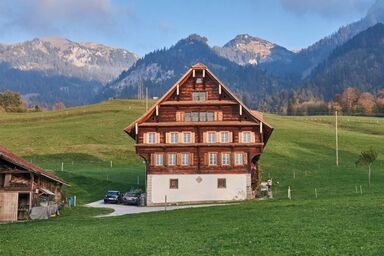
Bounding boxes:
219 84 222 95
260 122 263 134
192 70 196 77
176 84 179 95
156 105 159 116
135 123 138 135
202 69 205 78
239 105 243 115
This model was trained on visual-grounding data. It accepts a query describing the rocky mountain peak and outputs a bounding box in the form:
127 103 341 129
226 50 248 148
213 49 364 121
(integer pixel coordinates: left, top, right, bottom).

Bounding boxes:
184 34 208 44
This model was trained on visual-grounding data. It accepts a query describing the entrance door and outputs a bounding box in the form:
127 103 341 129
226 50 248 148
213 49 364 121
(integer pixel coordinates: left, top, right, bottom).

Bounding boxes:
0 192 18 222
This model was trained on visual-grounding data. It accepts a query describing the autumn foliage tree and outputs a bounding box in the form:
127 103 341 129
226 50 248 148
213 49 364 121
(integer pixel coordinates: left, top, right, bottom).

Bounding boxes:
0 91 27 112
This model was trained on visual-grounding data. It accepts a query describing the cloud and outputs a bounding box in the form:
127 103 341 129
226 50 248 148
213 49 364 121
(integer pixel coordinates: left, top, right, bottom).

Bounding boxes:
280 0 375 18
0 0 133 37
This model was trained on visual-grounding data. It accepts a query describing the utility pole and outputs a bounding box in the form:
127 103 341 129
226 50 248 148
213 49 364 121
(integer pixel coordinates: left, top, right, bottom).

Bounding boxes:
335 111 339 167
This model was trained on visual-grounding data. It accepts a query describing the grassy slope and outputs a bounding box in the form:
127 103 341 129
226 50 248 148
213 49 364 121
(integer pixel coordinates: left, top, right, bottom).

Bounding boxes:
0 100 383 255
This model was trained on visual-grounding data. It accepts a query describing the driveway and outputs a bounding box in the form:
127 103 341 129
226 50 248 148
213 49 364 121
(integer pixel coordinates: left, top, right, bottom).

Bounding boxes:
86 200 231 217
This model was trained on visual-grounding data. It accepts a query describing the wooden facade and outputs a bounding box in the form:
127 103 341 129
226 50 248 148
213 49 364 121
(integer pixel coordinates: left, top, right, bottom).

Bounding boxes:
125 63 273 205
0 145 67 222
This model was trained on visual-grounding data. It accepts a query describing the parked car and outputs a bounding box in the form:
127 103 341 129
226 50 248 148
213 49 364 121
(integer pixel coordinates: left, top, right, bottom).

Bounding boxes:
122 192 141 206
104 191 122 204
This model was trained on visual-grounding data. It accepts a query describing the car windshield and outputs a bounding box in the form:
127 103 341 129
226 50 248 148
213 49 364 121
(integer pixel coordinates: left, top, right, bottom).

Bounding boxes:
126 193 138 197
107 191 118 196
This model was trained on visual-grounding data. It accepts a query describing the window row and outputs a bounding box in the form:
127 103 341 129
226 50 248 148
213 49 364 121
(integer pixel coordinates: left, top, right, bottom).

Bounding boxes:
169 178 227 189
144 131 255 144
175 111 223 122
151 152 247 167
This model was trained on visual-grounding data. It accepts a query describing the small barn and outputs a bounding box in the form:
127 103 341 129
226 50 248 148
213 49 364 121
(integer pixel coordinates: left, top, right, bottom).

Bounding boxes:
0 145 68 222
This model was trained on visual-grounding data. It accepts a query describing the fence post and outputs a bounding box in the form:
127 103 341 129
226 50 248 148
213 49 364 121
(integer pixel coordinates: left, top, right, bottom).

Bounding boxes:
288 186 291 200
61 162 64 172
164 195 167 211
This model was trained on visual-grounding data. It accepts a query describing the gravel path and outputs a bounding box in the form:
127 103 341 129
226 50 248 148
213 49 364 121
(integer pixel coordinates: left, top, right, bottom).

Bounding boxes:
86 200 231 217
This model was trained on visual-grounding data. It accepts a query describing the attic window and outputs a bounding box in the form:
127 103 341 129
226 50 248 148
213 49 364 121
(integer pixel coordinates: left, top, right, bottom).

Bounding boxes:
196 78 203 84
192 91 207 101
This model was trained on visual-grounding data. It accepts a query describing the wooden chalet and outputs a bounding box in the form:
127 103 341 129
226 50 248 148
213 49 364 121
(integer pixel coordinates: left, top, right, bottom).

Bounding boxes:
125 63 273 206
0 145 68 222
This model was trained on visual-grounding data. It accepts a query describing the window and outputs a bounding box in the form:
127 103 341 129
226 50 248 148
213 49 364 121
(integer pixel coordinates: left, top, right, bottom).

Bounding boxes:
168 153 176 166
199 112 207 122
147 132 156 144
208 132 216 143
155 154 164 166
192 112 199 122
196 78 203 84
209 153 217 166
207 112 214 121
183 111 215 122
242 132 251 143
222 153 231 165
221 131 229 143
181 153 190 166
235 153 244 166
218 178 226 189
183 132 191 143
192 91 207 101
170 179 178 189
184 112 191 122
170 132 179 143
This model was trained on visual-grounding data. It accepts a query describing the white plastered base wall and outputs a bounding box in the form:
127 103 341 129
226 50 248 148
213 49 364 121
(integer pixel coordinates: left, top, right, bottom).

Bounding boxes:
147 173 252 206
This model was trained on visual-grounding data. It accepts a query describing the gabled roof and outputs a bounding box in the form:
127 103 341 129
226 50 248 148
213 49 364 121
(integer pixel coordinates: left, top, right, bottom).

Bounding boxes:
124 63 273 143
0 145 68 185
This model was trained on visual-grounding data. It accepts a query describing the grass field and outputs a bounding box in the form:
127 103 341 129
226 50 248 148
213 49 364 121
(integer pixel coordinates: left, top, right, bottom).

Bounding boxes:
0 100 383 255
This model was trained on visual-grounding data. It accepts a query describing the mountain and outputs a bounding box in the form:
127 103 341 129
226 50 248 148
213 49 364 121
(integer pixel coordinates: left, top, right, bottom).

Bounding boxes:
259 23 384 113
213 34 294 65
0 37 139 107
98 34 287 108
299 23 384 100
0 37 139 83
263 0 384 78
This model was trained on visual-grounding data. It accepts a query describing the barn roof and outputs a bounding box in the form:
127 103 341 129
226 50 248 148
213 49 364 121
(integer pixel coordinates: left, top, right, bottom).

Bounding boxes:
124 63 273 144
0 145 68 185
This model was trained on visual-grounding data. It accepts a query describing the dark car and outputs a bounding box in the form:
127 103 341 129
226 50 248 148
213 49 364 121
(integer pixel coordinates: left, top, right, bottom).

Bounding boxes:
122 192 141 206
104 191 122 204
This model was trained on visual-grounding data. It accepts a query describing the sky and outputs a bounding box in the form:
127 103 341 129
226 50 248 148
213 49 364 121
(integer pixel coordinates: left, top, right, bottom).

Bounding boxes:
0 0 376 56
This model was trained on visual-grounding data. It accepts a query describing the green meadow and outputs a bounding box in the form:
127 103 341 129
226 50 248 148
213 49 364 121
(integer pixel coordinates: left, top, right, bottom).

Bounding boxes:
0 100 383 255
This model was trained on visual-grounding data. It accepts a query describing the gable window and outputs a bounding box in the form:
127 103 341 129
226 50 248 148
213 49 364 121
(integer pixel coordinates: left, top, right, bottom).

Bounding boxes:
183 132 191 143
170 132 179 143
168 153 176 166
196 78 204 84
184 112 191 122
235 153 244 166
147 132 157 144
242 132 251 143
221 131 229 143
192 91 207 101
181 153 190 166
170 179 178 189
183 111 216 122
199 112 207 122
192 112 199 122
207 112 214 121
222 153 230 166
209 153 218 166
155 154 164 166
208 132 216 143
218 178 226 189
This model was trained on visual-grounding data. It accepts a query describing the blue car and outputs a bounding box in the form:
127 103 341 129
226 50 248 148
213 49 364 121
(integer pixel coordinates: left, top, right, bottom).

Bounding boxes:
104 191 122 204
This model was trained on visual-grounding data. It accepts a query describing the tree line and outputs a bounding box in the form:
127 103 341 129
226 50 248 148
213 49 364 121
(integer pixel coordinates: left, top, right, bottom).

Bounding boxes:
287 87 384 116
0 91 65 112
